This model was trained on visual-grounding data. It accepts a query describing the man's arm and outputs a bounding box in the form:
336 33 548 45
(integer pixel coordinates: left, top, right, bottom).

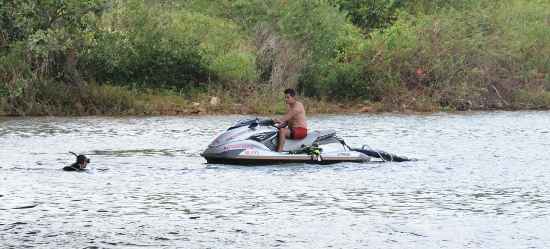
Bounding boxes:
277 108 297 124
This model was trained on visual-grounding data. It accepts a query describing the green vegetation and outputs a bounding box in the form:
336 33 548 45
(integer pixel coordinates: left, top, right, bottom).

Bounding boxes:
1 0 549 116
364 0 550 111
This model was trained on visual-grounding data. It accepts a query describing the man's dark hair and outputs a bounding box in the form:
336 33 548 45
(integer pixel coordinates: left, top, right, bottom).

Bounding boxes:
284 88 296 97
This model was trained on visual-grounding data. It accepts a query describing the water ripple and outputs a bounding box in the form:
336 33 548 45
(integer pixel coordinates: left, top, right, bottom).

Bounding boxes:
1 112 550 248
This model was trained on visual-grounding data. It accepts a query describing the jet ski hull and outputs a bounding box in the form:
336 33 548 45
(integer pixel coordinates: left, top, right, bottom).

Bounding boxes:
202 148 370 165
201 118 372 165
204 156 369 165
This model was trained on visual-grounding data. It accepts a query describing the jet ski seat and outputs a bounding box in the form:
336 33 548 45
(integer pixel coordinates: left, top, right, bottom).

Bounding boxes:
282 129 336 152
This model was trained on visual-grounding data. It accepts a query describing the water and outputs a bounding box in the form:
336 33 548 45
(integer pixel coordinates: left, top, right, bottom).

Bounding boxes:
1 112 549 248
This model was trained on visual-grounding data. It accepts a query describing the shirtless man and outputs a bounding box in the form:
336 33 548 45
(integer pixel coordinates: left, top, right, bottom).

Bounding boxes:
273 88 308 152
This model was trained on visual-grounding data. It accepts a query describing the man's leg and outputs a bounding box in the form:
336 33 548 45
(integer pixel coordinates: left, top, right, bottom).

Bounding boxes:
277 127 290 152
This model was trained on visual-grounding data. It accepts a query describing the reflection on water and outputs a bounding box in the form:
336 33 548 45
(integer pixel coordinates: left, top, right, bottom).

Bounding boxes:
1 112 550 248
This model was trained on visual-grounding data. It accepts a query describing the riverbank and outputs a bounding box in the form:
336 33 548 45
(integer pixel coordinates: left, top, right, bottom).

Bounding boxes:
2 82 549 117
0 83 348 116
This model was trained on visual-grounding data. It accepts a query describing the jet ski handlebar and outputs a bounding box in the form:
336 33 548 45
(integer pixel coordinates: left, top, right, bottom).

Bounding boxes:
248 118 276 128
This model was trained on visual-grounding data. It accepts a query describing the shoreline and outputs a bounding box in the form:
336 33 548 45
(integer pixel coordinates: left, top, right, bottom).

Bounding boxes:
1 82 548 117
1 101 547 118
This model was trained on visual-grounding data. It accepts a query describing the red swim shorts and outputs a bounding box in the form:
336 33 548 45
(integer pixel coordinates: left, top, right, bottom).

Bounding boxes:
290 127 308 139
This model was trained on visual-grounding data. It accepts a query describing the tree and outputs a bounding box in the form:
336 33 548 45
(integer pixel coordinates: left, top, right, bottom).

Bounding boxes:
0 0 107 85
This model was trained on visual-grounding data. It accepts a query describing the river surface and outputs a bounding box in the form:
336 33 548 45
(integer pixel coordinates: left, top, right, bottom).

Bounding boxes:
1 111 549 248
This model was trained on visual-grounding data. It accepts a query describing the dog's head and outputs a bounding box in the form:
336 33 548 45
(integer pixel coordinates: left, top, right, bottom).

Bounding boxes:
76 155 90 163
70 152 90 164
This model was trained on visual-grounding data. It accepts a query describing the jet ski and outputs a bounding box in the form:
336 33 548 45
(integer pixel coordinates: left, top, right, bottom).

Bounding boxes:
201 118 414 165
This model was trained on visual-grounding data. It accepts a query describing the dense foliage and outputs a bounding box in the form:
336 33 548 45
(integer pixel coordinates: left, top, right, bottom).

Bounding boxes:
1 0 549 115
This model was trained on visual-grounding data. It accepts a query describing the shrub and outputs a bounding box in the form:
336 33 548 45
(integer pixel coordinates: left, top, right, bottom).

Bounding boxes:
82 0 257 87
267 0 367 99
364 0 550 109
333 0 404 33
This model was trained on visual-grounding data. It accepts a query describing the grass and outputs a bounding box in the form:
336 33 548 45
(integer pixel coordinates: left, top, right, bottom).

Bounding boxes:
2 76 550 117
0 82 366 116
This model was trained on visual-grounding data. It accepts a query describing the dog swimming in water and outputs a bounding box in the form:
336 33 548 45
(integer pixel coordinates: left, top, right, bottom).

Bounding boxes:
63 152 90 171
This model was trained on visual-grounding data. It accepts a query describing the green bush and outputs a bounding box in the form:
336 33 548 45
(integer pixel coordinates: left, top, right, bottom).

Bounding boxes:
0 0 107 83
82 1 210 87
84 30 209 87
268 0 366 99
0 43 31 97
298 59 366 100
82 0 257 87
333 0 404 33
402 0 497 15
364 0 550 108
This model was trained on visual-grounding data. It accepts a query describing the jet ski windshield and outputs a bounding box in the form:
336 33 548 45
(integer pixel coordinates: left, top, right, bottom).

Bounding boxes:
227 118 274 130
227 118 255 130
